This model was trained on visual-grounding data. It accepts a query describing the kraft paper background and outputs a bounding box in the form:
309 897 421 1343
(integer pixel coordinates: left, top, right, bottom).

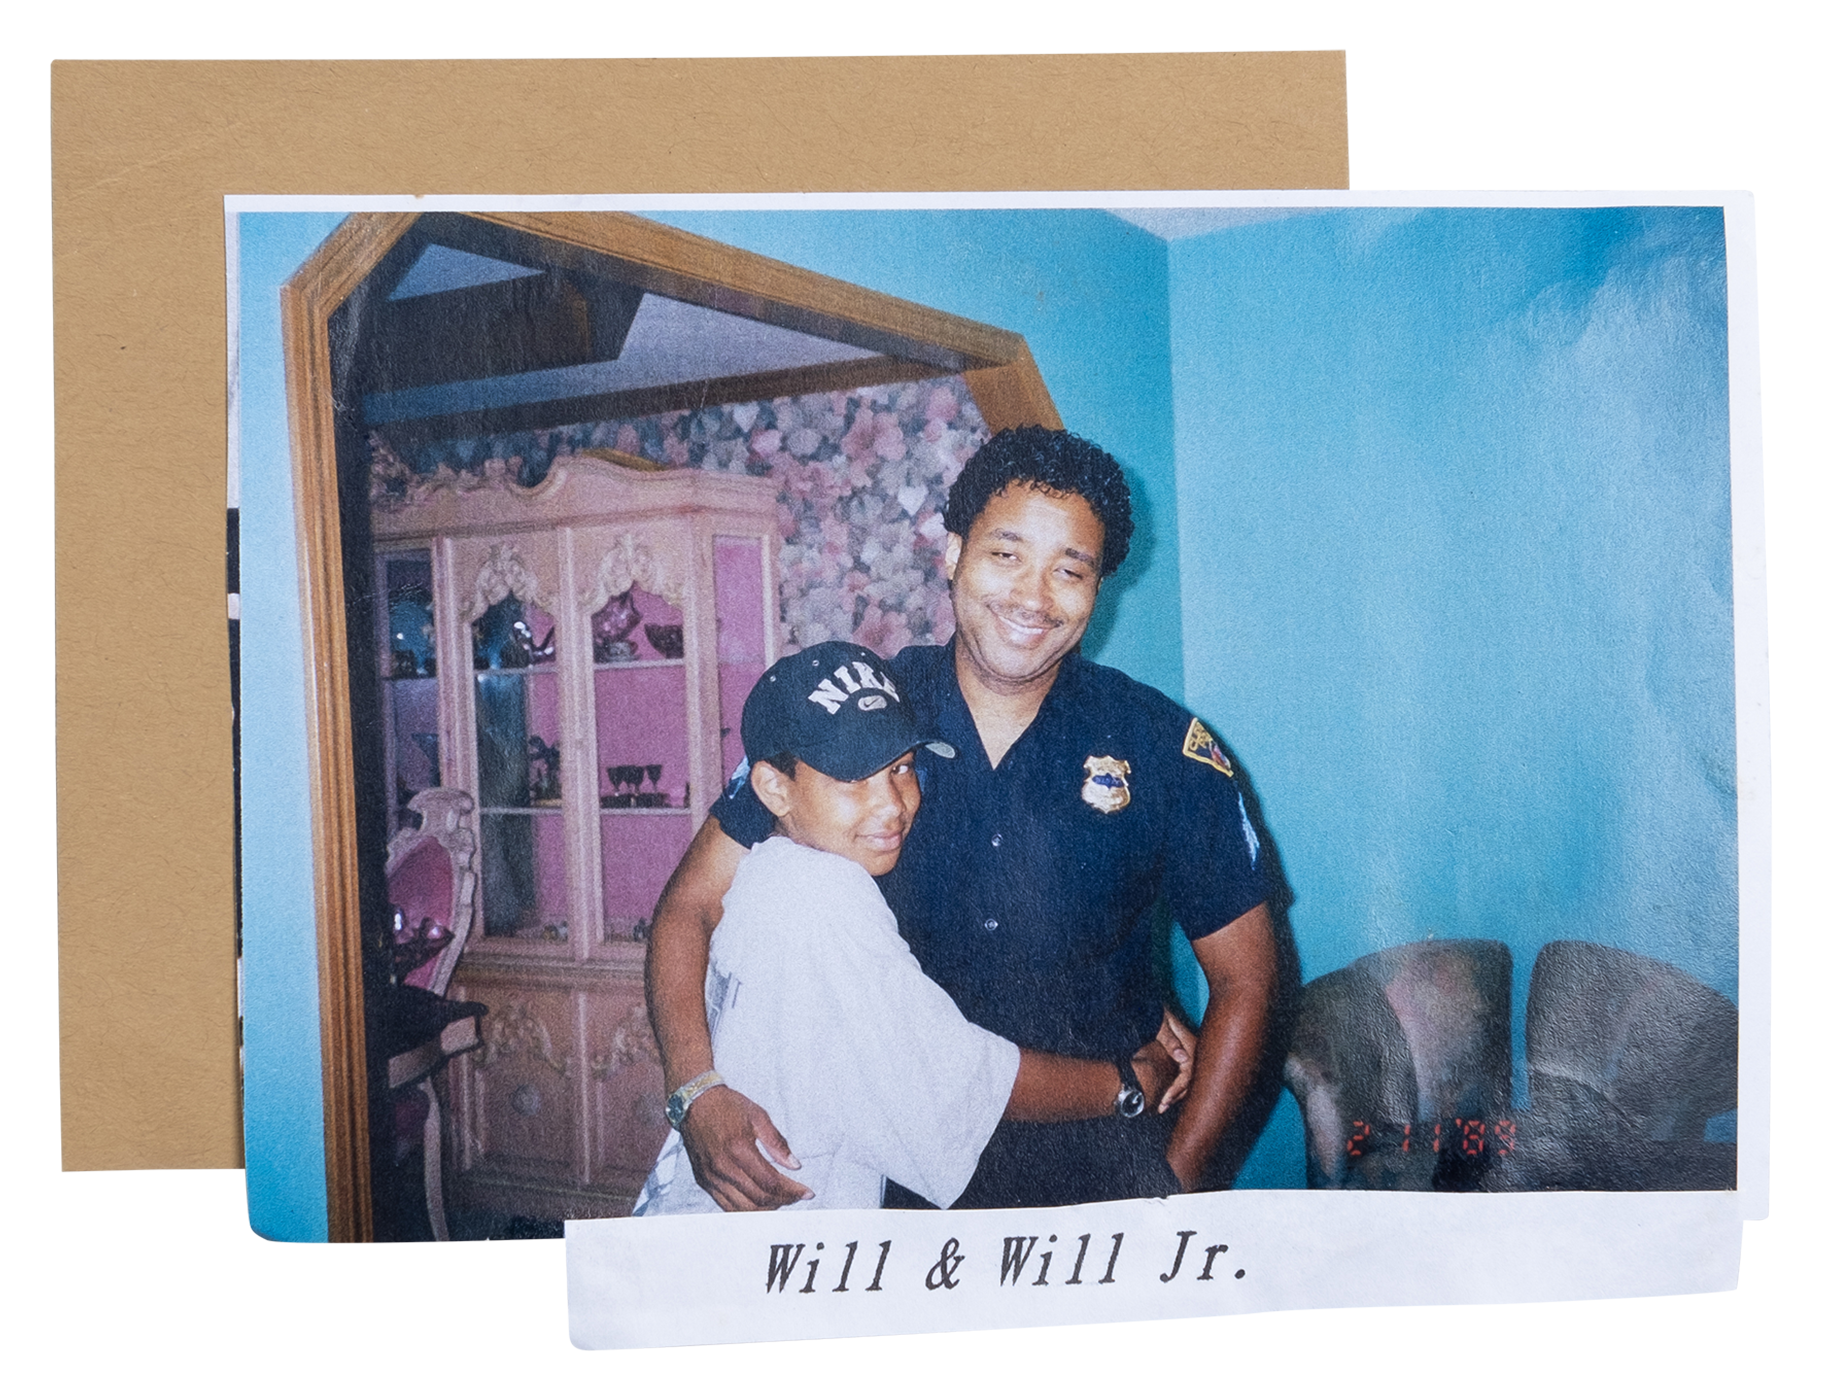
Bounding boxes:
51 54 1349 1170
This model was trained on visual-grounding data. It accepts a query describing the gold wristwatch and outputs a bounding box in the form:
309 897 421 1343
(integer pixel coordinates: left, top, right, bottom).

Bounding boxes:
665 1069 725 1129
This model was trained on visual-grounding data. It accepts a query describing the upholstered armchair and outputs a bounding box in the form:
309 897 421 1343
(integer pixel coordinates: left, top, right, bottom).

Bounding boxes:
1506 940 1737 1190
1284 940 1514 1190
1284 935 1736 1192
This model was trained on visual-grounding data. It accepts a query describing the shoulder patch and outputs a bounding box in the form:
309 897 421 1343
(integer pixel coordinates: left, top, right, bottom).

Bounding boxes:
1182 718 1234 776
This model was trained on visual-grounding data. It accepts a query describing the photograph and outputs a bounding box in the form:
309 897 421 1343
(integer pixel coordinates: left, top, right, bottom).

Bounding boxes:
235 199 1751 1265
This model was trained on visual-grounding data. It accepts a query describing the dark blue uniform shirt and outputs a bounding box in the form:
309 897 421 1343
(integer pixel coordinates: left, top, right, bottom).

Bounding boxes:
715 642 1268 1062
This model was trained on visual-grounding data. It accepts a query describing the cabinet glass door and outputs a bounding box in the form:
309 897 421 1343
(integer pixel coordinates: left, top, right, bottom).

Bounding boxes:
592 585 691 942
381 551 440 839
472 593 567 940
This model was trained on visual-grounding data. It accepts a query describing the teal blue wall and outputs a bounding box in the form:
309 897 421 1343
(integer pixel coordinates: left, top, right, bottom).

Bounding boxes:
1167 208 1735 1186
649 210 1183 699
238 211 348 1241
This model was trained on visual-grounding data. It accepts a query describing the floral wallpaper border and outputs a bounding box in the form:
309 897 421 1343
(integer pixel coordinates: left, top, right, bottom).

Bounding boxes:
370 377 990 656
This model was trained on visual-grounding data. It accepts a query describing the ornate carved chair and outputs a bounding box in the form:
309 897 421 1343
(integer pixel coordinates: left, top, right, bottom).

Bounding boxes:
381 787 485 1241
1284 940 1514 1189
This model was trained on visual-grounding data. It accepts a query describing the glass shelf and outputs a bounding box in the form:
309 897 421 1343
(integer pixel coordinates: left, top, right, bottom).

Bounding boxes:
593 658 686 672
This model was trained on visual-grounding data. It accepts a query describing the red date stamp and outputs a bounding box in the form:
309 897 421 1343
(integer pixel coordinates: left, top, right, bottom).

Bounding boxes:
1346 1117 1517 1158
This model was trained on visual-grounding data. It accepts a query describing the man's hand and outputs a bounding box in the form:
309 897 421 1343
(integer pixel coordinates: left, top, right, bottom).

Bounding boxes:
1154 1007 1197 1112
679 1085 812 1210
1130 1036 1180 1114
1126 1007 1197 1115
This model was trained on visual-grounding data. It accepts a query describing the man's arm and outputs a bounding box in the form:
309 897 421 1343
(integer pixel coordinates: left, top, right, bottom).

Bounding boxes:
645 815 811 1209
1005 1036 1182 1122
1164 901 1278 1189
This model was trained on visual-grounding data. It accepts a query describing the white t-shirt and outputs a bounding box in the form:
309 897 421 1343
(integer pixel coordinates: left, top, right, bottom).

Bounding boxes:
635 836 1020 1213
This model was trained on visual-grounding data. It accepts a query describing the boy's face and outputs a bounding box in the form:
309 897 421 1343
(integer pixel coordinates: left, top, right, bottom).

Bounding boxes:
751 751 922 877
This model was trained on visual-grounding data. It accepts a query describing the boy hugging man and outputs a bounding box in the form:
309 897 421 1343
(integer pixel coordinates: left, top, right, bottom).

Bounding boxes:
635 640 1180 1214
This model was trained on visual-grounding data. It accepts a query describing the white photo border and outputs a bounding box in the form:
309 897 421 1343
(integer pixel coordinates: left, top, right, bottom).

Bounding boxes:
231 194 1764 1338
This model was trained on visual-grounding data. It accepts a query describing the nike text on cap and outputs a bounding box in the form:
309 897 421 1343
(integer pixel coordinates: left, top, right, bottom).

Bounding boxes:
741 640 956 782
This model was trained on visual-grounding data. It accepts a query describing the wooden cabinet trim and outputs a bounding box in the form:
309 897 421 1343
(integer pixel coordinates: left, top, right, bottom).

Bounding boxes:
283 211 1057 1238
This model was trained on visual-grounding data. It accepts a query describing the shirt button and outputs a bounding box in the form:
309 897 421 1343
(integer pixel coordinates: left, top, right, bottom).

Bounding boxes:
991 834 1003 847
983 918 999 931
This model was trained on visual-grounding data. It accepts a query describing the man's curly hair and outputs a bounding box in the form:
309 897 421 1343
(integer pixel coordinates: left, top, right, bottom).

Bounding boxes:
942 426 1134 578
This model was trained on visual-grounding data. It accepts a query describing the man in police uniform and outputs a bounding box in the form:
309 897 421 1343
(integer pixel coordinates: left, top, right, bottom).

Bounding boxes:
646 426 1278 1209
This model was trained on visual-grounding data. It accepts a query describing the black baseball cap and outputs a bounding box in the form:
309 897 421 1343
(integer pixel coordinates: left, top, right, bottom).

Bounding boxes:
741 641 956 782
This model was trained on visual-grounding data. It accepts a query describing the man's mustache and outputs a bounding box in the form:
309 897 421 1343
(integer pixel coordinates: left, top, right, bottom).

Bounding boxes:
986 603 1062 629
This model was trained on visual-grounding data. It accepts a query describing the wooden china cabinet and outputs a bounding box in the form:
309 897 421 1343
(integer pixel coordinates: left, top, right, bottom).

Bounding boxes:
373 450 779 1219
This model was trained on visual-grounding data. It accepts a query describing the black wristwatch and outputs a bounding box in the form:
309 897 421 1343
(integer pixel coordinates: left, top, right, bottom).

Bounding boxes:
1114 1056 1147 1119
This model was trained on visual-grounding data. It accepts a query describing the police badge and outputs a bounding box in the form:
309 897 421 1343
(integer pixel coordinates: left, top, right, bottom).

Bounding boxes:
1081 755 1132 813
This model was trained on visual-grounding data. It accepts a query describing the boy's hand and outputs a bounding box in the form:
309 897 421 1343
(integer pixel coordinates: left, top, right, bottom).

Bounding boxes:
1152 1007 1197 1111
680 1085 813 1210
